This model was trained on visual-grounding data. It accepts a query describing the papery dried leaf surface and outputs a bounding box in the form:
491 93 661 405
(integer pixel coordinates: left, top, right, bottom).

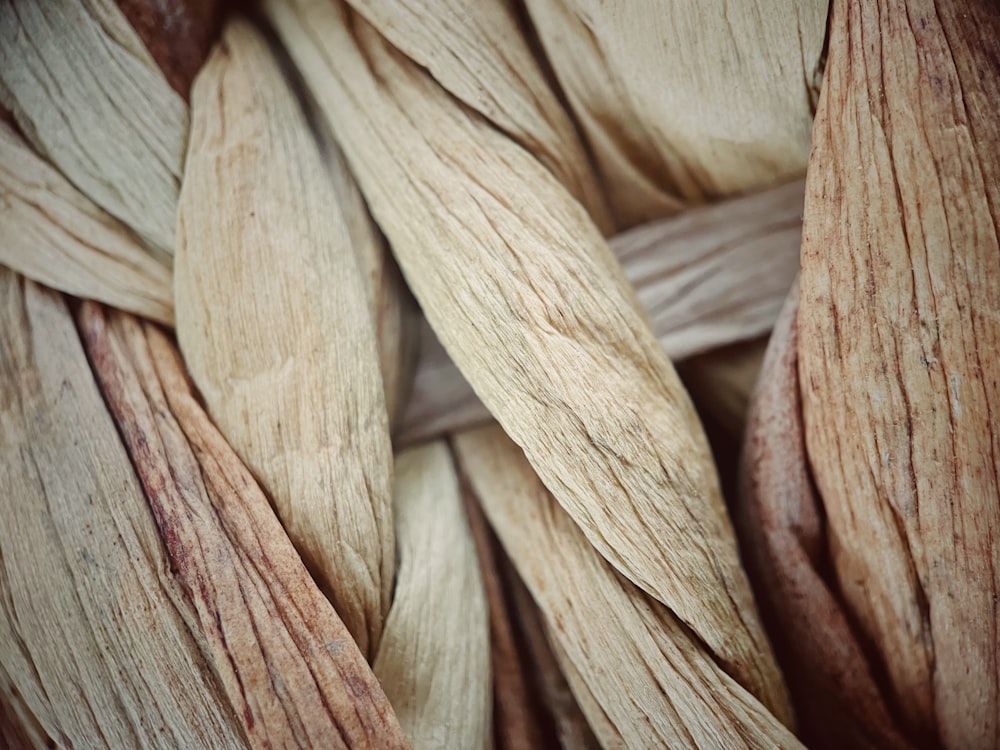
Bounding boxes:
454 425 799 748
401 180 802 443
265 0 786 715
345 0 612 232
80 302 409 750
308 105 420 429
501 555 601 750
798 1 1000 746
522 0 827 225
546 636 624 750
0 269 244 749
0 119 173 324
0 0 187 261
462 489 549 750
739 279 913 750
175 19 394 657
373 442 491 749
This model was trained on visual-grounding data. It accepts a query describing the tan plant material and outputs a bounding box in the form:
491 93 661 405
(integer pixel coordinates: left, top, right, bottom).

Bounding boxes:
114 0 223 98
0 0 187 262
620 179 802 359
266 5 787 715
454 424 800 748
79 302 409 750
175 18 394 657
463 483 548 750
401 179 802 443
797 1 1000 746
738 279 913 750
372 442 491 749
308 101 420 429
359 237 419 432
355 222 419 432
501 556 601 750
344 0 612 232
547 636 624 750
403 317 490 444
522 0 827 226
0 119 172 325
0 269 244 749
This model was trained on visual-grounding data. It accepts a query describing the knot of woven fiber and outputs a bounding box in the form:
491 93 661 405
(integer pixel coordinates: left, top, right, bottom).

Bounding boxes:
1 1 997 749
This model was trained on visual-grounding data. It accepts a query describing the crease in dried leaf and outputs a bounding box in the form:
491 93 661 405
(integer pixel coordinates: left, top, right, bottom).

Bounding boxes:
373 441 491 749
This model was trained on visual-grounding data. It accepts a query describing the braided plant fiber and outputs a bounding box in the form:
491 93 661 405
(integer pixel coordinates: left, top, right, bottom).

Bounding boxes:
1 1 997 748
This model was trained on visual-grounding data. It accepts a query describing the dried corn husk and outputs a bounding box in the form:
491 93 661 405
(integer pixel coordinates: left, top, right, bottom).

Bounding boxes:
546 637 623 750
463 482 549 750
0 269 244 749
466 485 597 749
354 231 419 432
266 5 788 717
0 666 49 750
799 0 1000 750
500 556 601 750
0 119 172 324
344 0 612 232
402 179 802 443
306 97 420 429
373 442 491 748
739 279 913 750
80 302 409 750
0 0 187 262
798 1 1000 746
175 19 394 657
454 424 799 747
523 0 827 225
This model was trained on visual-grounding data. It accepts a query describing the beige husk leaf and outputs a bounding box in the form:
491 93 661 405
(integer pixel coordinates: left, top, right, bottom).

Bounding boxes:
500 555 602 750
175 19 394 657
738 279 913 750
402 179 802 443
462 486 550 750
0 0 187 262
798 0 1000 747
79 302 409 750
343 0 612 233
304 89 420 429
0 119 173 325
522 0 827 226
465 485 598 749
1 664 50 750
0 269 245 749
265 2 788 718
0 154 797 442
373 442 491 749
454 424 800 747
546 637 624 750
